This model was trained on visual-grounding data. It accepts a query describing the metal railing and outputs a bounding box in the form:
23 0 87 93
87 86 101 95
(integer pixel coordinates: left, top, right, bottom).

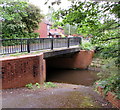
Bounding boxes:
0 37 81 55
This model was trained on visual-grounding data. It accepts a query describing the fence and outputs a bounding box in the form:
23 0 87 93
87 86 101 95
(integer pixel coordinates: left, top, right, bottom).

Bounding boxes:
0 37 81 55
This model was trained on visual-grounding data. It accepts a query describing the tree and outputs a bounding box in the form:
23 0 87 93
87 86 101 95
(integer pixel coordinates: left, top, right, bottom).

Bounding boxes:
45 7 55 23
63 24 78 35
52 1 119 58
46 0 120 98
1 1 43 39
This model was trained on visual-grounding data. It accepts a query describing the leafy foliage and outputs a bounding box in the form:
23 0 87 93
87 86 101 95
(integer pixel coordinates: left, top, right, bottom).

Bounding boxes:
97 58 118 79
25 83 33 89
51 0 119 99
53 1 119 62
1 1 43 39
96 58 120 99
81 41 94 50
25 83 40 89
44 82 57 88
96 74 120 99
53 1 119 39
63 24 78 35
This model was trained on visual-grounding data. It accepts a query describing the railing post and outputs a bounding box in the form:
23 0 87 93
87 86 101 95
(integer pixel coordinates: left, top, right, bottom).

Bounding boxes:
79 37 82 45
27 39 30 53
20 39 23 52
67 37 70 48
51 38 53 50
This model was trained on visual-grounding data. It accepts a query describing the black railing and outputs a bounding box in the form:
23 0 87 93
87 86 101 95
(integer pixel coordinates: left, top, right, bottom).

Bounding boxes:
0 37 81 55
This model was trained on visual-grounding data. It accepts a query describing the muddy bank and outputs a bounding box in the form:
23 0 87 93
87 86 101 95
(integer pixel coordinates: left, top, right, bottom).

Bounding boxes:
2 83 113 108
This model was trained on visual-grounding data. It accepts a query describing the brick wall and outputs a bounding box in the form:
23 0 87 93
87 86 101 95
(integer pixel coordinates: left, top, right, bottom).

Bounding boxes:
46 50 94 69
34 22 48 38
1 54 46 89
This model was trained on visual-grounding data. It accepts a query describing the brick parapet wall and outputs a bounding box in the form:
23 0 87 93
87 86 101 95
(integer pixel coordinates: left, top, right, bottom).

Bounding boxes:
1 54 46 89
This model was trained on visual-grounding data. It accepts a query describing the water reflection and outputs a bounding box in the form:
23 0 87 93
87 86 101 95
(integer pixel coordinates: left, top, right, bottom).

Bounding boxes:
46 69 99 86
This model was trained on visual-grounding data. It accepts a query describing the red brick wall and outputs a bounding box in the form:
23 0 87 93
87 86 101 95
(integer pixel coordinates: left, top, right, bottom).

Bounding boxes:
46 50 94 69
34 22 48 38
34 22 64 38
1 54 46 89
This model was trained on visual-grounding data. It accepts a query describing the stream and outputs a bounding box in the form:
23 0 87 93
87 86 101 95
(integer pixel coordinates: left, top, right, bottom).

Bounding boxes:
46 68 99 86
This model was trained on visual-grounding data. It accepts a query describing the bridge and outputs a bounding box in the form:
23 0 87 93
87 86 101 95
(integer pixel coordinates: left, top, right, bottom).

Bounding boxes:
0 37 94 89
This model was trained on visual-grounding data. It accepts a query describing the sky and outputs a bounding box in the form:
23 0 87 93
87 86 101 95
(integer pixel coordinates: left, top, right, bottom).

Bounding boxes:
28 0 119 15
28 0 72 15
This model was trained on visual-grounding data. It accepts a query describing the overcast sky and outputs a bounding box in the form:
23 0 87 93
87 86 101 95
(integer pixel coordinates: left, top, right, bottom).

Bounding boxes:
28 0 72 15
28 0 119 15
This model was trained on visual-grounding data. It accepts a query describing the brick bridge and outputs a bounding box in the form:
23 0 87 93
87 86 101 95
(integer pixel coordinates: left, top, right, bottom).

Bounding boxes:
1 46 94 89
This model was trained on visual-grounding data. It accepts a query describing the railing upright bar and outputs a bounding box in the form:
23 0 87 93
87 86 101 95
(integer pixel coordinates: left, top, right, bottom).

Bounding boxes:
21 39 23 52
51 38 53 50
27 39 30 53
79 37 81 45
67 38 70 48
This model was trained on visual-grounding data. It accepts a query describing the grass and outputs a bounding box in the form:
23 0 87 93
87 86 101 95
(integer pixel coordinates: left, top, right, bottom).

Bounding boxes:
10 52 28 56
25 82 57 89
44 82 57 88
1 49 52 58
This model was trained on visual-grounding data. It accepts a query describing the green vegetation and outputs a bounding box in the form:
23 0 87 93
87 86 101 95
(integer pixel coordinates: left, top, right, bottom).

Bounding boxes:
50 0 119 99
25 82 57 89
25 83 33 89
35 83 40 88
96 58 120 99
1 1 43 39
81 41 94 50
63 24 78 35
9 52 28 57
96 74 120 100
44 82 57 88
25 83 41 89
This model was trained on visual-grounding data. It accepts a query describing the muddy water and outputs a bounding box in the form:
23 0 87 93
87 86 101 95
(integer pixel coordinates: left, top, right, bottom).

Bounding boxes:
46 69 99 86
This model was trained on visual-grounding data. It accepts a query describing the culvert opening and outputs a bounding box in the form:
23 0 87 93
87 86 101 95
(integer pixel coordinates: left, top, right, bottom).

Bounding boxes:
46 58 99 86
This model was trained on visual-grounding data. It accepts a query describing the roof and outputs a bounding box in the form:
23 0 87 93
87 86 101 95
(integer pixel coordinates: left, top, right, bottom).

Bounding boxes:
49 32 61 35
42 19 63 29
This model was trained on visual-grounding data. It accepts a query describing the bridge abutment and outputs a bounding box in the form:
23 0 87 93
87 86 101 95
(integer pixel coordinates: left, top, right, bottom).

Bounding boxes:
46 50 94 69
1 54 46 89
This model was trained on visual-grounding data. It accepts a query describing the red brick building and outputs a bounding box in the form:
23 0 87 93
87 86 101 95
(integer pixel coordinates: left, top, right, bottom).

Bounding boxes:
34 20 65 38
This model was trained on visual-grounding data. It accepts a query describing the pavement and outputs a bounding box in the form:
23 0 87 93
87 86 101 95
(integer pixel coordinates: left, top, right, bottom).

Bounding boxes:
2 83 113 108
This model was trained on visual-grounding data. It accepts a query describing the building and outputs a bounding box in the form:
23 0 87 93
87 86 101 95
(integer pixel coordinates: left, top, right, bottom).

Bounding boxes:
34 20 65 38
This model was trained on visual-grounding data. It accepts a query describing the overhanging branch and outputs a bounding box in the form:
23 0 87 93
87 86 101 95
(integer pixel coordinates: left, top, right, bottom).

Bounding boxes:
102 36 120 41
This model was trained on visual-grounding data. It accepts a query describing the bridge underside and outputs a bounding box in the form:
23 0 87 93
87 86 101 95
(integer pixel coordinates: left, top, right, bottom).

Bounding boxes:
46 49 94 69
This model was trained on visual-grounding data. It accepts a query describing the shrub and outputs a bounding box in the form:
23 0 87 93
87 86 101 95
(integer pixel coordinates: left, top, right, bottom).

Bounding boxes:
44 82 57 88
96 58 120 99
96 74 120 99
81 41 95 50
